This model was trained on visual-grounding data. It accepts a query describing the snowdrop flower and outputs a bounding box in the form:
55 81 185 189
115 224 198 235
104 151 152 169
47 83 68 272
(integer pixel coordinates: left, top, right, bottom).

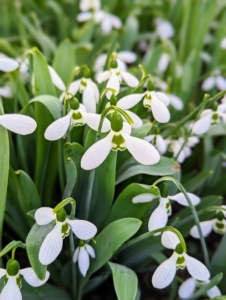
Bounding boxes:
0 113 37 135
77 10 122 34
158 53 171 73
144 134 168 155
155 18 174 40
79 0 100 11
191 104 226 135
73 241 95 276
168 136 199 163
178 277 221 299
97 59 139 99
0 56 19 72
202 70 226 91
200 52 212 63
168 94 184 110
117 86 170 123
0 85 12 98
81 113 160 170
44 97 110 141
220 37 226 49
133 192 200 232
152 231 210 289
35 207 97 265
190 206 226 238
0 259 50 299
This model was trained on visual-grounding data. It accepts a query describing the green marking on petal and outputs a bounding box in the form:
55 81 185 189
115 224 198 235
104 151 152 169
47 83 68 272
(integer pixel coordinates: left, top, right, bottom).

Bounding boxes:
72 111 85 126
61 222 70 238
111 133 126 151
176 255 185 269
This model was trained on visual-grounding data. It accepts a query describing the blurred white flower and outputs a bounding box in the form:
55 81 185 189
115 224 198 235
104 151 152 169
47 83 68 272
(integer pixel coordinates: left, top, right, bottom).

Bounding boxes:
202 70 226 91
155 18 174 40
178 277 221 299
73 242 95 276
133 192 200 232
0 56 19 72
144 134 168 155
168 137 199 163
200 52 212 63
35 207 97 265
158 53 171 73
79 0 100 11
0 85 12 98
0 113 37 135
117 91 170 123
152 231 210 289
220 37 226 49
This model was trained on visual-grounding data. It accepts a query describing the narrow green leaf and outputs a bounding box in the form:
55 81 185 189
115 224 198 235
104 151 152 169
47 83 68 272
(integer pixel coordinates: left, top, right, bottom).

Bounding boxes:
108 262 138 300
62 157 77 199
182 170 213 192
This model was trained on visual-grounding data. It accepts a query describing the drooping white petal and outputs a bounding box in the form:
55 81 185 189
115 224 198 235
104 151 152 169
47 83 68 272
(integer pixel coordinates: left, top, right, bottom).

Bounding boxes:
77 12 93 22
152 253 177 289
144 135 154 143
83 113 111 132
0 85 12 98
81 132 113 170
148 206 168 232
0 114 37 135
48 66 66 91
122 122 132 135
67 220 97 240
109 14 122 29
0 276 22 300
156 19 174 40
124 110 142 128
190 220 214 238
124 134 160 165
158 53 170 72
97 70 110 83
169 192 200 206
168 94 184 110
85 244 95 258
89 80 100 103
151 92 170 123
120 71 139 88
106 74 120 99
206 285 222 298
35 207 55 225
117 93 145 109
73 247 79 263
155 92 170 106
187 136 199 147
202 76 215 91
82 86 97 113
0 57 19 72
68 80 81 95
220 205 226 218
78 247 90 276
20 268 50 287
118 51 137 63
161 231 180 249
94 54 107 72
178 277 196 299
101 15 113 34
132 193 158 204
221 37 226 49
156 135 168 155
39 223 63 265
216 76 226 91
44 114 71 141
191 113 212 135
0 268 6 278
184 253 210 280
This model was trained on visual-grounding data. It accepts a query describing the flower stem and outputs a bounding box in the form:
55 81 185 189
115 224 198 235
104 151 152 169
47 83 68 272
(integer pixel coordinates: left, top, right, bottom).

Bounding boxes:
83 169 96 220
69 232 77 300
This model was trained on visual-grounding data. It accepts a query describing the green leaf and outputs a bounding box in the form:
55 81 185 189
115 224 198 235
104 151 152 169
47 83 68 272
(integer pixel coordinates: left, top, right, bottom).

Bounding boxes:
26 222 55 280
116 157 180 185
21 95 62 120
185 273 223 300
15 170 41 214
53 39 75 86
118 16 139 49
106 183 160 225
62 157 77 199
108 262 138 300
182 170 213 192
9 71 30 107
208 297 226 300
0 99 9 250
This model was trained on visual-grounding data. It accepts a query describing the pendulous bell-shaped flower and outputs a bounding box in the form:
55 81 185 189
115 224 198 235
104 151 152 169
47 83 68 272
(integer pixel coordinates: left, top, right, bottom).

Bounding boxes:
202 70 226 91
73 241 95 277
0 113 37 135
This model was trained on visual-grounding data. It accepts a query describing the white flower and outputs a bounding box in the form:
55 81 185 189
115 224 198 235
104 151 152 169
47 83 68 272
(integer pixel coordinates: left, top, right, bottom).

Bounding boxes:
117 90 170 123
0 114 37 135
79 0 100 11
178 277 221 299
158 53 171 73
191 104 226 135
152 231 210 289
97 65 139 99
220 37 226 49
202 70 226 91
0 85 12 98
155 18 174 40
44 102 110 141
0 262 49 300
144 134 168 155
77 10 122 34
73 243 95 276
168 94 184 111
0 56 19 72
168 137 199 163
81 119 160 170
190 206 226 238
133 193 200 232
200 52 212 63
35 207 97 265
